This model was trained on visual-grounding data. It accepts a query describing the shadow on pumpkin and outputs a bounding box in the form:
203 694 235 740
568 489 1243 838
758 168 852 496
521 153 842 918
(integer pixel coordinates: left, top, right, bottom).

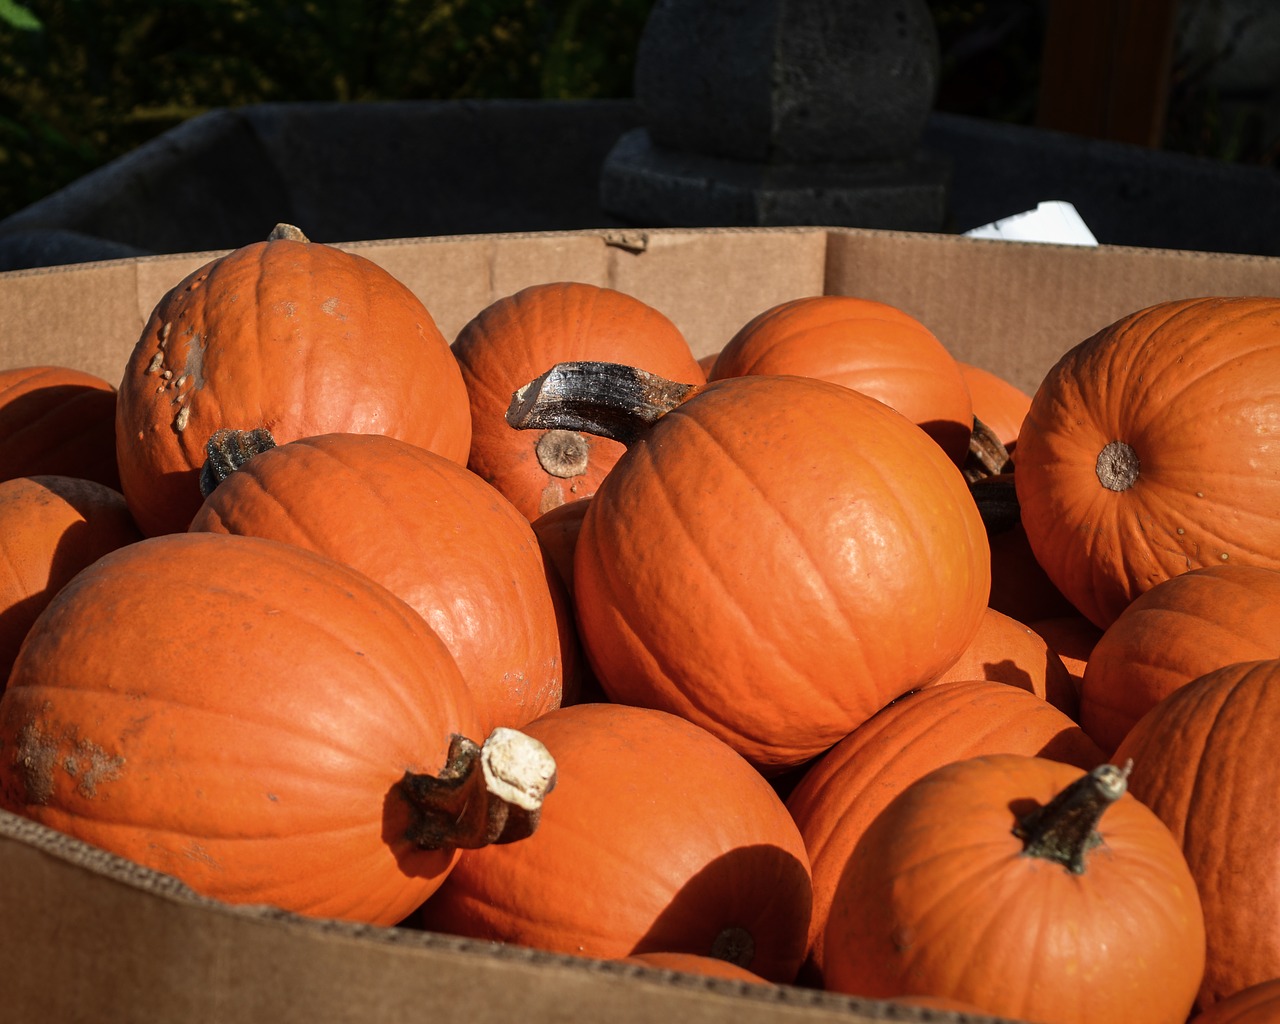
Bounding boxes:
0 385 120 489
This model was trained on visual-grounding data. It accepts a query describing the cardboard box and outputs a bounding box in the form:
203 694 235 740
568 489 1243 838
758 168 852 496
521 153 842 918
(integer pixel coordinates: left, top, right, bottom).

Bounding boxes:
3 225 1279 1023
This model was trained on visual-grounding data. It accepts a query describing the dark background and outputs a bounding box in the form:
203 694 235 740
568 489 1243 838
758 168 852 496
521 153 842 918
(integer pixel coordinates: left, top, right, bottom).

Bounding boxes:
1 0 1277 223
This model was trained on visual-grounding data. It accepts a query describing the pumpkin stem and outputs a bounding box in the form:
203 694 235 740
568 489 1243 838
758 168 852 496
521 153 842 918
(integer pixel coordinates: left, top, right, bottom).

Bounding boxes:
400 727 557 850
1013 760 1133 874
1096 440 1140 491
968 474 1021 536
506 361 701 446
199 427 278 497
963 416 1012 483
268 223 310 243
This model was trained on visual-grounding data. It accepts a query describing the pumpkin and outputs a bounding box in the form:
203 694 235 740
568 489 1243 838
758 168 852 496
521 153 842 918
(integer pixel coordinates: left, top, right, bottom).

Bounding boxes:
925 605 1078 717
0 365 120 489
1015 296 1280 629
417 702 813 984
785 678 1104 986
451 282 704 520
616 951 772 986
1029 613 1103 702
1192 978 1280 1024
188 430 563 734
114 224 471 537
1114 658 1280 1009
1081 564 1280 755
824 754 1205 1024
508 362 990 772
958 360 1032 453
709 295 974 466
0 475 141 685
0 531 556 926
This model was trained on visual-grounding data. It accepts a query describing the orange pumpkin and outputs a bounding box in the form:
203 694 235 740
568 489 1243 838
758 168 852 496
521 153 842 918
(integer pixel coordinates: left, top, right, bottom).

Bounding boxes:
785 678 1104 986
616 951 772 985
189 430 563 733
0 365 120 489
1030 613 1103 701
1115 659 1280 1009
0 475 141 685
958 360 1031 453
115 225 471 536
925 605 1078 717
509 362 990 772
1015 296 1280 629
710 295 974 465
1081 564 1280 755
824 754 1205 1024
418 702 813 983
452 282 704 520
0 532 556 926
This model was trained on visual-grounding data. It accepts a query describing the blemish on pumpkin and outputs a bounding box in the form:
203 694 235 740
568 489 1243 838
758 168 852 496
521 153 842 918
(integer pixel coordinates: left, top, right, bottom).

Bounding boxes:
146 352 164 374
62 739 125 799
1221 552 1230 561
710 926 755 967
159 322 172 345
14 721 58 805
184 842 219 868
175 406 191 432
161 369 173 380
538 482 566 516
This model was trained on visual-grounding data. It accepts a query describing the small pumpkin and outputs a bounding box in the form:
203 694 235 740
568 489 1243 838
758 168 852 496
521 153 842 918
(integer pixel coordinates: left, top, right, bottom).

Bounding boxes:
1114 658 1280 1009
418 702 813 983
1015 296 1280 628
710 295 974 465
0 365 120 489
0 532 555 926
824 754 1205 1024
452 282 704 520
115 224 471 536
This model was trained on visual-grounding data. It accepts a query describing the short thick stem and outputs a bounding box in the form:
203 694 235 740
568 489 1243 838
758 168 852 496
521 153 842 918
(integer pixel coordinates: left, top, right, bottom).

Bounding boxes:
963 416 1013 483
506 361 700 446
1013 761 1132 874
401 727 557 850
199 427 278 497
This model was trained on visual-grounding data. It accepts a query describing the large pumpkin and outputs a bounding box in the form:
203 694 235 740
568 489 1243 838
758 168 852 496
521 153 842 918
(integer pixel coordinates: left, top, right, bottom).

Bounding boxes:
1114 658 1280 1010
0 475 141 685
508 362 990 773
451 282 704 520
115 225 471 536
418 702 813 983
1015 296 1280 628
0 365 120 489
824 754 1205 1024
1081 564 1280 755
0 532 555 926
785 678 1104 986
189 430 564 733
710 295 974 466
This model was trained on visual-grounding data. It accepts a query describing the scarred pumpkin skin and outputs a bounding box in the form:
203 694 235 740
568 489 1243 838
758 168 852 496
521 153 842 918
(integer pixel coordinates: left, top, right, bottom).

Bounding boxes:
115 229 472 537
0 366 120 489
1015 296 1280 629
0 475 142 686
573 374 990 772
1081 564 1280 756
710 295 974 466
418 702 813 984
785 679 1104 986
452 282 704 520
824 754 1206 1024
1115 659 1280 1010
0 531 482 926
188 432 563 734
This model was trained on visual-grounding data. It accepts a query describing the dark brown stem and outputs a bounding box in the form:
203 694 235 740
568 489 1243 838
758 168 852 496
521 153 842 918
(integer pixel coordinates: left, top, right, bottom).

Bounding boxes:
401 727 557 850
1013 761 1132 874
969 474 1021 537
963 416 1013 483
199 427 278 497
506 361 700 446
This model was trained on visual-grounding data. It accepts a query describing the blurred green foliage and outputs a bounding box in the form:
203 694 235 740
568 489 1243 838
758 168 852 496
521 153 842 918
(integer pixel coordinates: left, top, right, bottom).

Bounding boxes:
0 0 653 219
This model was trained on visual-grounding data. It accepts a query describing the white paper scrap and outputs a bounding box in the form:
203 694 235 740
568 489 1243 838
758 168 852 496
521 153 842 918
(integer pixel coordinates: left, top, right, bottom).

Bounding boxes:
963 200 1099 246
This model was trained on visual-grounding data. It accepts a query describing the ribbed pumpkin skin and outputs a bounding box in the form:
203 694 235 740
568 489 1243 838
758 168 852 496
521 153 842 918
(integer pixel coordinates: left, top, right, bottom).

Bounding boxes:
958 361 1031 451
0 475 142 685
0 366 120 489
926 606 1078 717
418 702 813 984
574 374 990 772
1081 565 1280 755
1015 296 1280 629
115 235 471 537
188 432 562 734
786 679 1104 986
1193 979 1280 1024
0 532 480 926
710 296 974 466
451 282 704 520
824 754 1206 1024
1114 659 1280 1010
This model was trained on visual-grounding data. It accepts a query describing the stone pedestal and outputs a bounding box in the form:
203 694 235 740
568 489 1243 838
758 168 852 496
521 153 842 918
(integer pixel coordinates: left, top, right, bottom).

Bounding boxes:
600 0 951 230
